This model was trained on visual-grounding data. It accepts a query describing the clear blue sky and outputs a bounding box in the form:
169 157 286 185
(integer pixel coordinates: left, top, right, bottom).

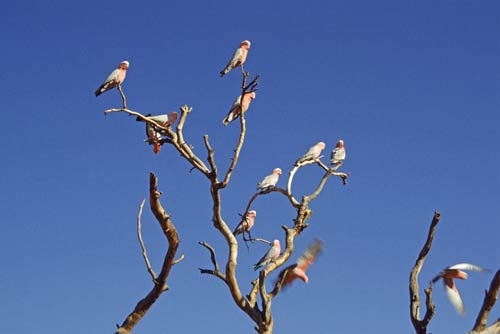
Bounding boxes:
1 1 499 333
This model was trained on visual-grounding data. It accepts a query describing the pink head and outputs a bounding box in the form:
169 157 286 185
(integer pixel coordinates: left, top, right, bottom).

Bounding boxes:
248 92 256 100
273 239 281 249
169 111 179 122
293 267 309 283
119 60 130 70
273 168 282 176
240 40 251 48
336 140 344 148
317 142 326 150
246 210 257 218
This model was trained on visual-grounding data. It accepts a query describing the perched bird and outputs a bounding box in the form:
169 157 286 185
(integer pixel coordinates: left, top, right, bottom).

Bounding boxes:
145 123 162 154
233 210 257 237
295 142 326 165
136 112 178 154
220 40 251 77
136 112 179 129
330 139 346 166
222 92 256 126
279 239 324 287
95 60 129 97
432 263 489 315
254 239 281 271
257 168 282 190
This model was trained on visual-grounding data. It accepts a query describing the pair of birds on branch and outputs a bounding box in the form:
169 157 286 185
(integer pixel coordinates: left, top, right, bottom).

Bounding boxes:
94 41 256 154
295 140 346 167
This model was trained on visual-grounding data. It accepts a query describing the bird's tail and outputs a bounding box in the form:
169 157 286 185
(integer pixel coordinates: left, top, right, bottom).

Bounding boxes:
153 143 161 154
94 89 102 97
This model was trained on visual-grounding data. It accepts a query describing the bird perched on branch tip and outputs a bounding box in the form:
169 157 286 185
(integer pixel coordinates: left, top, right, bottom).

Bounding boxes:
95 60 129 97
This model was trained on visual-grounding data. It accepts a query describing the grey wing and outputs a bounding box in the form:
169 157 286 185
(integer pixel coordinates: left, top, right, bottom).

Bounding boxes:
104 68 119 84
448 263 488 272
226 48 243 68
148 114 170 123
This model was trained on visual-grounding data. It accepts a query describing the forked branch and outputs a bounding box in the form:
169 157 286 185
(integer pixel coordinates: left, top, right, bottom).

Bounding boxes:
115 172 180 334
409 211 440 334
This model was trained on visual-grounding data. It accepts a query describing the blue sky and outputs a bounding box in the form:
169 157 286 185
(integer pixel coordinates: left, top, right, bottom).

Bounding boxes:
1 1 499 333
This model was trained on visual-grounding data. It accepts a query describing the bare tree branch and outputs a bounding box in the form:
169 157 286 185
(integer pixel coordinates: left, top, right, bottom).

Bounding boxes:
409 211 440 334
117 84 127 109
137 198 157 283
104 106 211 177
198 241 226 281
115 172 180 334
472 269 500 333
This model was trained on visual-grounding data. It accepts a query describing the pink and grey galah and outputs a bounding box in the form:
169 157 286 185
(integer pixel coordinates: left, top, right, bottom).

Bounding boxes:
95 60 129 97
295 142 326 165
432 263 489 315
257 168 282 190
222 92 256 126
233 210 257 237
136 112 178 154
220 40 251 77
254 239 281 271
281 238 323 287
330 139 346 166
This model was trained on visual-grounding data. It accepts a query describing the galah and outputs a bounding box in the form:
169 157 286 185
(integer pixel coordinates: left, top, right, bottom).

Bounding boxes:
233 210 257 237
295 142 326 165
222 92 256 126
145 123 162 154
136 112 178 154
257 168 282 190
136 112 179 130
95 60 129 97
280 239 324 287
220 40 251 77
330 139 346 166
254 239 281 271
432 263 489 315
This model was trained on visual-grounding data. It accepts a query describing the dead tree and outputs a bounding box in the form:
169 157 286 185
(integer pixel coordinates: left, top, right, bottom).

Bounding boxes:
102 63 348 333
409 212 500 334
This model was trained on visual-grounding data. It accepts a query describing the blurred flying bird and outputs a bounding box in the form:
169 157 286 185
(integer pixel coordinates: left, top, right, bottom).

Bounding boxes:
279 239 324 287
432 263 489 315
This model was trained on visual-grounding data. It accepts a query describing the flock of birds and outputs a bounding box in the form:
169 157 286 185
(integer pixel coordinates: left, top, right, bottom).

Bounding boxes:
94 42 490 303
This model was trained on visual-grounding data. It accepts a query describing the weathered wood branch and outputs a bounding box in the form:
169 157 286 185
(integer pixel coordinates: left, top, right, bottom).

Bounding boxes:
472 268 500 333
409 211 440 334
104 105 211 177
115 172 180 334
198 241 226 282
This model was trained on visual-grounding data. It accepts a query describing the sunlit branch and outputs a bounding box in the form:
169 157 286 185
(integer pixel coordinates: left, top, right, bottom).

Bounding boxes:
409 211 440 334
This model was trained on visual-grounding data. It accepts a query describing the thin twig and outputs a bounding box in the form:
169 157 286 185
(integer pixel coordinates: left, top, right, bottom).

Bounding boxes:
117 84 127 109
137 198 158 283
